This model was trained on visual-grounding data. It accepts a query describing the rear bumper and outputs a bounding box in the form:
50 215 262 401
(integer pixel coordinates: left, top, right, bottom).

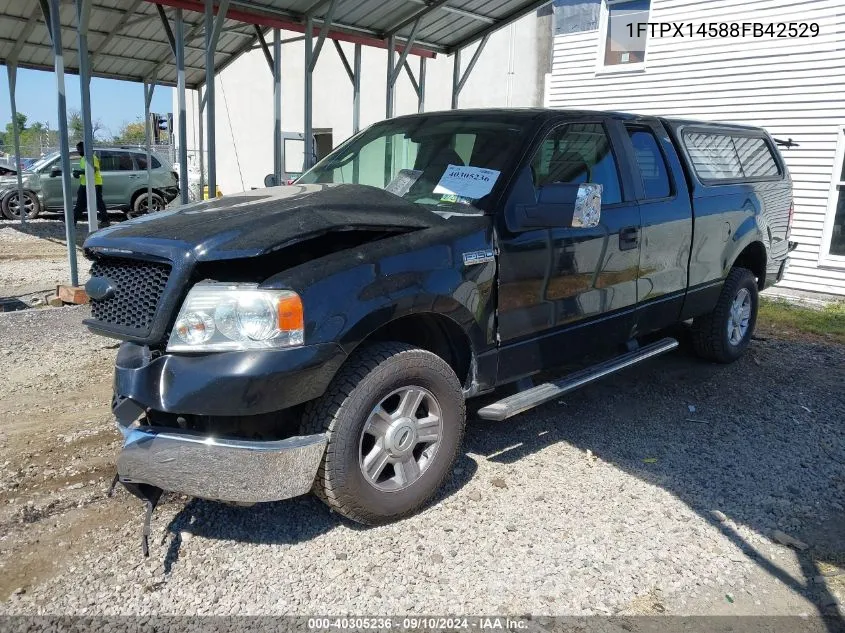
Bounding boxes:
116 419 326 503
764 241 798 289
162 186 180 203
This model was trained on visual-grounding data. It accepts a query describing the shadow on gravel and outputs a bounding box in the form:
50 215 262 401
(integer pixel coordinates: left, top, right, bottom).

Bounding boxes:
161 453 479 573
464 333 845 628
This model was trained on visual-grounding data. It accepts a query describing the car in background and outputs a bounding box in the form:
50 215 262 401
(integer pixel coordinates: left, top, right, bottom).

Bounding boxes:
0 147 179 221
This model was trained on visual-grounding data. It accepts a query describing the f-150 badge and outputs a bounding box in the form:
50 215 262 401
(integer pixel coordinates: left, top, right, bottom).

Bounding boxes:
463 249 495 266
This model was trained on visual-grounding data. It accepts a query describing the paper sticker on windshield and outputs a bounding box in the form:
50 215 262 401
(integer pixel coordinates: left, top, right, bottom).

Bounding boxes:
433 165 500 201
385 169 422 197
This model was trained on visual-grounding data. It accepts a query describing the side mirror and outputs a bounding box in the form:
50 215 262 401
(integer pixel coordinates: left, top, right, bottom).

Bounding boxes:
49 167 61 177
509 183 602 231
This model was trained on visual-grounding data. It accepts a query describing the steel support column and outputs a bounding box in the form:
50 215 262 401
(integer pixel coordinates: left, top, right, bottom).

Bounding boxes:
303 0 339 170
144 80 156 212
6 65 25 227
385 34 395 119
353 43 361 133
205 0 230 199
44 0 78 285
418 57 426 113
273 27 282 184
198 85 205 195
76 0 98 232
304 15 314 171
451 34 490 110
175 8 189 204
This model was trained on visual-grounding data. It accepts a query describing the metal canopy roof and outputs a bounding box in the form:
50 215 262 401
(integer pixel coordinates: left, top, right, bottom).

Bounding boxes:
0 0 550 89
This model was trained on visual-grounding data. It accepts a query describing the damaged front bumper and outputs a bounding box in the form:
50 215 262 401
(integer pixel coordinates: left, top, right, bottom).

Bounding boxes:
116 415 327 504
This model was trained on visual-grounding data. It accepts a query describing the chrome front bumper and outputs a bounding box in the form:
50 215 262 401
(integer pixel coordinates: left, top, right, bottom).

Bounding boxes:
116 423 327 503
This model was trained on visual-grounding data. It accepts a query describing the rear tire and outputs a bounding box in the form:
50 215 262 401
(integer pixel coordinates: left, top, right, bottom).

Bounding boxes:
1 190 41 220
302 342 466 525
691 267 759 363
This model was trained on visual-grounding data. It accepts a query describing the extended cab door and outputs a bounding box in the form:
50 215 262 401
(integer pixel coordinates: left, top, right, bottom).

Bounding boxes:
495 118 642 383
620 120 693 334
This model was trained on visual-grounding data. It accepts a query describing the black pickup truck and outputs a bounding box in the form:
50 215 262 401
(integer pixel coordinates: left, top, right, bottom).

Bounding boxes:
83 109 795 548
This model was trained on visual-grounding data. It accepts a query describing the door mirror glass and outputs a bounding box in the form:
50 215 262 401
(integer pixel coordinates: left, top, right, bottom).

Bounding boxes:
510 182 602 231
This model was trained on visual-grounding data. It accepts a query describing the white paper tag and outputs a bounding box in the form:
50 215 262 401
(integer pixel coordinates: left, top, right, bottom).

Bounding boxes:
432 165 500 200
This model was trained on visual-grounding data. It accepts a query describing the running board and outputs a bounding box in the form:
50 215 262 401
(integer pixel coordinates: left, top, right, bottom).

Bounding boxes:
477 337 679 421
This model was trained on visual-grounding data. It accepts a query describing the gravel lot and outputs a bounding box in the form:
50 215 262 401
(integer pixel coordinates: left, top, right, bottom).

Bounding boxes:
0 305 843 617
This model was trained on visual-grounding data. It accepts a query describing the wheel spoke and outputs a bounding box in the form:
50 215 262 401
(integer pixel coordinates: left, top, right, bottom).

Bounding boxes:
394 456 421 485
365 406 393 438
416 414 441 444
362 445 390 481
397 388 425 419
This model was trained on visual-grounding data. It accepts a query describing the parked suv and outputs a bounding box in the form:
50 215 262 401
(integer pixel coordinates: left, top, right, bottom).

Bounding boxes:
0 147 179 220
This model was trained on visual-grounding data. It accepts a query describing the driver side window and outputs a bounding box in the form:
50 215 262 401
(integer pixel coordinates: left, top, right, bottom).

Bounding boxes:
531 122 622 204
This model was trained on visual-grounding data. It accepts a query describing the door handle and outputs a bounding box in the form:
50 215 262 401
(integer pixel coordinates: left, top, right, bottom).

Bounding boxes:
619 226 639 251
129 174 140 179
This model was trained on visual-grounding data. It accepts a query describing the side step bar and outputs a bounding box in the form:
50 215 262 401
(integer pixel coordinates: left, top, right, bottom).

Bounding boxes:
477 337 679 421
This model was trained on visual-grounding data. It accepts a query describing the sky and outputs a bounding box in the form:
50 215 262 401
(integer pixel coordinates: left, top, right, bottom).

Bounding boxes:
0 67 173 139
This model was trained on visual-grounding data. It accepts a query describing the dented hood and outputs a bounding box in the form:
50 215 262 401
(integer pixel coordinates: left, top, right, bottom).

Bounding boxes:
84 184 443 261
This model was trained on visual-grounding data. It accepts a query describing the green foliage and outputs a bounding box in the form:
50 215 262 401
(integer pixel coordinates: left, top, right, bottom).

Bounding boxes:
759 298 845 344
113 119 147 145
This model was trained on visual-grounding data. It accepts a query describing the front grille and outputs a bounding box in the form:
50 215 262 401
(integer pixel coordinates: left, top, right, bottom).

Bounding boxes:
89 257 171 332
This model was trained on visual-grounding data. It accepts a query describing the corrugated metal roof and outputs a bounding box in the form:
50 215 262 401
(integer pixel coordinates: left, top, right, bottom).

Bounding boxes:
0 0 550 88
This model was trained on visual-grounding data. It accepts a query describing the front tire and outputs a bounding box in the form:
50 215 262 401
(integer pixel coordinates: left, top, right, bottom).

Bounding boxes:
1 190 41 220
302 342 466 525
691 266 759 363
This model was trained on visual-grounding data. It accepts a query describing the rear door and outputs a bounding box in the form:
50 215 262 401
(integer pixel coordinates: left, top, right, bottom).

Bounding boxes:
98 150 136 206
495 117 642 382
620 120 693 333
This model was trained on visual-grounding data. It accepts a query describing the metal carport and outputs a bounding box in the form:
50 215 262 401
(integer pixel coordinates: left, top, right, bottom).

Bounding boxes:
1 0 551 286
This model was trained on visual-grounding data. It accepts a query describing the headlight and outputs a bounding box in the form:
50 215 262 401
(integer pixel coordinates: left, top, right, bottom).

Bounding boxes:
166 283 304 352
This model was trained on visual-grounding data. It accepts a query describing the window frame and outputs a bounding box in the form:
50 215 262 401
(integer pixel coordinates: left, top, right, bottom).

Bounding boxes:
529 119 627 208
819 126 845 269
679 126 785 186
596 0 650 75
623 123 676 202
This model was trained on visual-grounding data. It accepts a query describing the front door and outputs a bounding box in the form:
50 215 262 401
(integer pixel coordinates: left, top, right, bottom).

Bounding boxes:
496 119 642 383
39 152 80 210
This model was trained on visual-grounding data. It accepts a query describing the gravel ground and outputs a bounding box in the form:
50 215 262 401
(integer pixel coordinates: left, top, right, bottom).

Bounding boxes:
0 306 843 617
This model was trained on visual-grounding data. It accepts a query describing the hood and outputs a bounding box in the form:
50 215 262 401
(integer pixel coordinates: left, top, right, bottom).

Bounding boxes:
84 184 452 261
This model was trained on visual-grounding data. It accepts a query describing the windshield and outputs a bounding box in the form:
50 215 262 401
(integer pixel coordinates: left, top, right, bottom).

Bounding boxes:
297 114 535 211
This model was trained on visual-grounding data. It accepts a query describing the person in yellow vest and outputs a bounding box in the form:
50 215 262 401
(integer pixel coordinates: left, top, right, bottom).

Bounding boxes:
73 141 109 227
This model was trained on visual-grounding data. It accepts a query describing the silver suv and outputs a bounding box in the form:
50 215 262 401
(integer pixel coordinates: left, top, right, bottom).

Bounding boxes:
0 147 179 220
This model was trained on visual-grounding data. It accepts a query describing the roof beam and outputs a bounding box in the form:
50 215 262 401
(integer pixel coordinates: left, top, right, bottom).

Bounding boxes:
406 0 496 24
145 0 441 56
254 25 274 72
155 3 177 56
385 0 451 36
6 3 42 65
446 0 551 53
91 0 144 62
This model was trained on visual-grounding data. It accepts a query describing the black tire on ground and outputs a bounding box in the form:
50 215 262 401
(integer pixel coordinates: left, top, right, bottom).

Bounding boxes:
691 266 759 363
129 191 165 218
301 342 466 525
1 189 41 220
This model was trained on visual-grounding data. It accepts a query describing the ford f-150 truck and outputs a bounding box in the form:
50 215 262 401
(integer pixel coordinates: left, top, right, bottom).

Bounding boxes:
82 109 795 553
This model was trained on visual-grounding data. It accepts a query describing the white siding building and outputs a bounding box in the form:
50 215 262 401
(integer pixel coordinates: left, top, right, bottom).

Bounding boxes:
546 0 845 295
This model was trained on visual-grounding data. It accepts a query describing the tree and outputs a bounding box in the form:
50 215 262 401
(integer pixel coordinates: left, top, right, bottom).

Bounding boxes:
67 109 105 143
113 119 147 145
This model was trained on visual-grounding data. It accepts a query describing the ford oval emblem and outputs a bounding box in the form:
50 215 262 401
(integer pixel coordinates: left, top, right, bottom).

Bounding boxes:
85 276 116 301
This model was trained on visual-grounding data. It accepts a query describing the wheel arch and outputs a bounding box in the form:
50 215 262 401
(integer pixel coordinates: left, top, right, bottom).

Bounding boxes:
729 240 767 290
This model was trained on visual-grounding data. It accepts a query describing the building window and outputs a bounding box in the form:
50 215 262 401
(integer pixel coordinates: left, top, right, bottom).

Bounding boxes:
822 127 845 262
602 0 650 67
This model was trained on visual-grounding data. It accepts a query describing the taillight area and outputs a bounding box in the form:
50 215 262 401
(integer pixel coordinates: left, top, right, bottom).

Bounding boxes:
171 171 179 183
